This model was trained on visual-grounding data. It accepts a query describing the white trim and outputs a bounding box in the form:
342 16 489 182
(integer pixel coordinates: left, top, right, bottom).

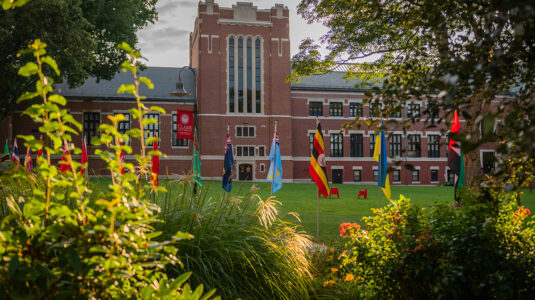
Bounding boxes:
235 125 257 138
331 165 344 170
218 19 272 27
292 91 366 96
236 162 256 181
352 166 363 170
480 149 497 169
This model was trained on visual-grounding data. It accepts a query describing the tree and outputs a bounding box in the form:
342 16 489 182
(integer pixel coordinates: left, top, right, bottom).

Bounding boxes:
0 0 158 122
292 0 535 186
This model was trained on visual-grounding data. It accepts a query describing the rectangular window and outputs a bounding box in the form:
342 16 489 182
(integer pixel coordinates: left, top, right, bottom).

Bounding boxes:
238 38 244 113
329 102 343 117
413 169 420 182
482 151 496 174
350 134 363 157
172 114 189 147
309 133 315 155
373 169 378 182
407 134 421 157
369 103 381 117
236 126 255 137
393 169 401 182
447 170 455 184
255 39 261 113
349 103 363 117
389 109 402 118
428 135 440 158
246 38 252 113
353 169 361 182
370 134 375 157
330 133 343 157
83 112 100 143
431 169 439 182
237 146 255 157
309 101 323 117
114 112 130 145
389 134 402 157
258 146 265 157
143 113 159 146
228 37 235 113
407 103 421 119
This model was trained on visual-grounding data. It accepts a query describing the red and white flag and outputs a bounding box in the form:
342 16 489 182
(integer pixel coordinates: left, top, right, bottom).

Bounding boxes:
81 137 88 176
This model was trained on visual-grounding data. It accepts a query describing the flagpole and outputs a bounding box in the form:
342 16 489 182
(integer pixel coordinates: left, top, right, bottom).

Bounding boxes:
315 117 320 241
270 121 277 196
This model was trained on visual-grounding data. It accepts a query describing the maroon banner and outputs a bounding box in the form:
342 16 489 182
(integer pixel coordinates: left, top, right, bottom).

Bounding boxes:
176 109 194 139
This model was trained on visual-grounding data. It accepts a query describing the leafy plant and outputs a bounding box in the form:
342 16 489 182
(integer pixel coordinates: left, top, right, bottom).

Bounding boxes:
0 40 216 299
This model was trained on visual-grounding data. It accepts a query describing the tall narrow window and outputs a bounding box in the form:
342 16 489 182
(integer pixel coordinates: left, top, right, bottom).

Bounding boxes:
431 169 439 182
238 38 243 113
143 114 159 146
246 38 252 113
309 133 315 155
83 112 100 143
172 114 189 147
407 134 421 157
370 134 375 157
255 39 261 113
389 134 402 157
228 37 235 113
350 134 363 157
330 134 343 157
428 135 440 157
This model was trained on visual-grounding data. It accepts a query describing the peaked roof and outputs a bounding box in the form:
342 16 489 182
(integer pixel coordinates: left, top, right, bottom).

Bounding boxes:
54 67 196 102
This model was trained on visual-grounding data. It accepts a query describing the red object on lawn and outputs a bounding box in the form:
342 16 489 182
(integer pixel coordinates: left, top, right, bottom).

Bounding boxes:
358 188 367 199
329 187 339 198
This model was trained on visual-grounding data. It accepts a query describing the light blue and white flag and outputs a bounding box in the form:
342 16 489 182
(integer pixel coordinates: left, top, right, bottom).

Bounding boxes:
267 124 282 194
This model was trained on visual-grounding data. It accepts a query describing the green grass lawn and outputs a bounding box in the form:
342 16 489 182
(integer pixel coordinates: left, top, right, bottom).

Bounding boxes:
90 178 535 243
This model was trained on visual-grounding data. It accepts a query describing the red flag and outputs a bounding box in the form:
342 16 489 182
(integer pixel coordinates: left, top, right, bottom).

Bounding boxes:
151 138 159 186
60 144 70 173
119 140 125 174
24 147 33 173
176 109 194 139
36 136 43 168
81 137 88 176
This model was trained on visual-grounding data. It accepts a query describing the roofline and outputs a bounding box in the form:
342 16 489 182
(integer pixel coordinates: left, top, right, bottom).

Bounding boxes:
290 86 373 93
63 95 197 103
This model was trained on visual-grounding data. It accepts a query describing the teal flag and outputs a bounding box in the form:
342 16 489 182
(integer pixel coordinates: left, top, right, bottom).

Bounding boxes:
1 141 9 169
267 128 282 194
192 129 202 188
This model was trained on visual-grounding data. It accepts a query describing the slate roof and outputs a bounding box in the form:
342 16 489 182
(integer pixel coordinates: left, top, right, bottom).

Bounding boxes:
54 67 196 102
291 71 381 92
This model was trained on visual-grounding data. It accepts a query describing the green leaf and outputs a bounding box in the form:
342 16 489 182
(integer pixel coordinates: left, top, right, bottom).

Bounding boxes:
18 62 38 77
139 77 154 89
48 94 67 106
41 56 60 76
117 84 135 94
174 272 192 286
17 91 38 103
117 42 133 53
149 106 165 114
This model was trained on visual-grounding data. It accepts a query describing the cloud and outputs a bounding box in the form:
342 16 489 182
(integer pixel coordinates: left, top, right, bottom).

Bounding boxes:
158 0 197 14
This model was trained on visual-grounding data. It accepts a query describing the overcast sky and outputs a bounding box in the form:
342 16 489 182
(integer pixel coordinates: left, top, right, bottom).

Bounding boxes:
137 0 328 67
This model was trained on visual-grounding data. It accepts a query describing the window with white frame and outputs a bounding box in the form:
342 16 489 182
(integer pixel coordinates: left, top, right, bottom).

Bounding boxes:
353 169 361 182
431 169 439 182
143 113 159 146
349 103 363 117
309 133 315 155
236 126 255 137
258 146 265 157
428 135 440 157
407 134 421 157
330 133 343 157
329 102 343 117
114 112 130 145
309 101 323 116
83 112 100 143
389 134 402 157
407 103 421 119
228 36 262 114
370 134 376 157
236 146 255 157
171 114 189 147
373 169 378 182
412 169 420 182
350 134 363 157
393 169 401 182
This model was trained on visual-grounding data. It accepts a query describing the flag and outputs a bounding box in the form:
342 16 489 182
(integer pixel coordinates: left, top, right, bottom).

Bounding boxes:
81 137 88 176
1 141 9 169
24 147 33 173
309 122 330 198
448 110 465 190
267 125 283 194
60 144 70 173
222 126 233 192
374 121 391 200
36 136 43 168
192 128 202 188
151 137 160 186
12 138 20 165
119 140 125 174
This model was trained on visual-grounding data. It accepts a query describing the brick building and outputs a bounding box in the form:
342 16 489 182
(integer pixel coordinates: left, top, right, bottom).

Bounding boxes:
1 0 498 185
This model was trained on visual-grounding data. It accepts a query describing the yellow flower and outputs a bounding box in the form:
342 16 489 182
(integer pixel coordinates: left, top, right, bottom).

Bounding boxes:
331 267 338 273
323 280 335 287
345 273 355 282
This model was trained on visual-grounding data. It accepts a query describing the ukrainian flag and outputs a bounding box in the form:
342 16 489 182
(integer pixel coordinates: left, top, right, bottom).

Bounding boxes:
373 121 391 200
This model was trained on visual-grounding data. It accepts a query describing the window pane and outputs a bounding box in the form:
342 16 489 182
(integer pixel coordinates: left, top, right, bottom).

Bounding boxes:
309 102 322 116
329 102 342 117
428 135 440 157
229 37 235 113
259 146 264 157
350 134 363 157
255 38 261 113
349 103 362 117
412 170 420 182
249 127 254 137
353 170 361 182
238 37 243 113
408 134 421 157
330 134 343 157
389 134 402 157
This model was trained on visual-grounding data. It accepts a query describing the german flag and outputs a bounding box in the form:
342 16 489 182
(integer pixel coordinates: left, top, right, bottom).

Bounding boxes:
309 122 330 198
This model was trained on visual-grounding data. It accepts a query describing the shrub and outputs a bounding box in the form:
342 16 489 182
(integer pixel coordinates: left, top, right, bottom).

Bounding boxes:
0 40 215 299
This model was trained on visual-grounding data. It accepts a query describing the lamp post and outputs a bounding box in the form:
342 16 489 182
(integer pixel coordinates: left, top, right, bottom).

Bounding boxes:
170 66 198 192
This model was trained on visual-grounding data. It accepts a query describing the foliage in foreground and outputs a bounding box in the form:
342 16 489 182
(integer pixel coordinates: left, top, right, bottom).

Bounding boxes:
0 40 215 299
155 180 315 300
319 189 535 299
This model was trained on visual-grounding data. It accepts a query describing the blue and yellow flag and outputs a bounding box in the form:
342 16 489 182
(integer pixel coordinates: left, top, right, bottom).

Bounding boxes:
374 121 391 200
267 126 282 194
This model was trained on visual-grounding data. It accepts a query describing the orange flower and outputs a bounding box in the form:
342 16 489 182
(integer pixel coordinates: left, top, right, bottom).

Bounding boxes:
331 267 338 273
345 273 355 282
323 280 335 287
